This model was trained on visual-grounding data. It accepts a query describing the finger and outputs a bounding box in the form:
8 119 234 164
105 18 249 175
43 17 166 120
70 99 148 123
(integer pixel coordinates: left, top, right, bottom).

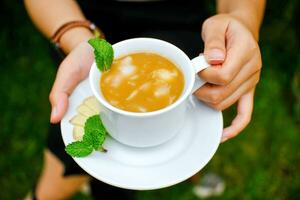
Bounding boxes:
221 89 255 142
203 71 259 110
50 43 93 123
194 57 261 104
49 92 69 124
49 60 81 124
199 21 255 85
201 17 227 65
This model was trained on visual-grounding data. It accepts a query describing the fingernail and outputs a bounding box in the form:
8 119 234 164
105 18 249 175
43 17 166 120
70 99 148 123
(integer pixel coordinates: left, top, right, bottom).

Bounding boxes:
221 129 229 143
208 48 225 61
221 136 228 143
50 106 57 121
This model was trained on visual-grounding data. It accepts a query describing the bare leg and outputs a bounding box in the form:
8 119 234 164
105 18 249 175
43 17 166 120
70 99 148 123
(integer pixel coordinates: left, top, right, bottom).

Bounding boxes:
25 149 90 200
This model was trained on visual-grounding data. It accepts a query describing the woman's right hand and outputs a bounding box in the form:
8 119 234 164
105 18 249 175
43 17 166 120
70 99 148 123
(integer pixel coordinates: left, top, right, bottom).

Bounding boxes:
49 41 94 123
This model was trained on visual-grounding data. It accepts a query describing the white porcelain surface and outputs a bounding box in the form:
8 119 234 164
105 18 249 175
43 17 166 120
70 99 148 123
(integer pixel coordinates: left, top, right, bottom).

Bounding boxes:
89 38 211 147
61 78 223 190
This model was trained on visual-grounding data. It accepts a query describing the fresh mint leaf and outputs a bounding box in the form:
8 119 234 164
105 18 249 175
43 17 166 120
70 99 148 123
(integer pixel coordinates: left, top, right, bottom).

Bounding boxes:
84 115 106 133
83 130 106 150
88 38 114 71
83 115 107 150
66 115 108 157
65 141 93 157
93 50 104 71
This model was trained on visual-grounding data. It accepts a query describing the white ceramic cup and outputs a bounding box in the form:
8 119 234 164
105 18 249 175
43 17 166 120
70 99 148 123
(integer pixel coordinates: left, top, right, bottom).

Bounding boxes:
89 38 210 147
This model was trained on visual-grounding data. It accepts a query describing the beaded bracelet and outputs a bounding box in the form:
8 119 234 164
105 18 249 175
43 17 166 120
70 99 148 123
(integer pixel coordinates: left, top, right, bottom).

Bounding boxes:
50 20 104 58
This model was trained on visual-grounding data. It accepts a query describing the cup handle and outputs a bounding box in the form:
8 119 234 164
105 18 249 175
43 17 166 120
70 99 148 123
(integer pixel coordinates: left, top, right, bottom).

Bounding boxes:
191 54 210 93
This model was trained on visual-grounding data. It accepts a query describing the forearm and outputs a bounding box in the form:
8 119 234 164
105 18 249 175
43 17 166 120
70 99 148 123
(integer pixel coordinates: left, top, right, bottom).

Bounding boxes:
24 0 94 53
217 0 266 40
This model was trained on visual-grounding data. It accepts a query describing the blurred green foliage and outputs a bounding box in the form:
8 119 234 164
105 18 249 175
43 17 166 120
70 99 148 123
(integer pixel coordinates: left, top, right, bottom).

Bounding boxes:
0 0 299 199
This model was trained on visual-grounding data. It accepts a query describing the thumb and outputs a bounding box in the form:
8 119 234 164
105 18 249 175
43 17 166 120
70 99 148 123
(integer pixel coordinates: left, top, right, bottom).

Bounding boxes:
49 43 94 123
202 17 227 65
49 58 78 124
49 91 69 124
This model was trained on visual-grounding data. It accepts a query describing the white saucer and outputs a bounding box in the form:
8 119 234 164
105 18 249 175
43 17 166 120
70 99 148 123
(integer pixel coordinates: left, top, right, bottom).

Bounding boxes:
61 78 223 190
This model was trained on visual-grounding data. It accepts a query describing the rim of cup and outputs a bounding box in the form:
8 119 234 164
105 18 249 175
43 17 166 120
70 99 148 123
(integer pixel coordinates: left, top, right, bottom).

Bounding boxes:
89 38 195 118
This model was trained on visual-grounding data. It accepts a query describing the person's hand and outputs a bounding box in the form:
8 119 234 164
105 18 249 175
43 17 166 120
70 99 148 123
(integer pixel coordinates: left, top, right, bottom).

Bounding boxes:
194 14 262 142
49 41 94 123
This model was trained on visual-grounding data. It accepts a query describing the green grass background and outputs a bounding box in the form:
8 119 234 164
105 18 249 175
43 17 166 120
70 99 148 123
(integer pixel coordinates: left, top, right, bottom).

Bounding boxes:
0 0 299 199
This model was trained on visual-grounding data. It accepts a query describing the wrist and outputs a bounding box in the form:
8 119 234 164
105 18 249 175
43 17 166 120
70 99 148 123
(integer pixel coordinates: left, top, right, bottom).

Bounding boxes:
227 11 260 41
60 27 94 54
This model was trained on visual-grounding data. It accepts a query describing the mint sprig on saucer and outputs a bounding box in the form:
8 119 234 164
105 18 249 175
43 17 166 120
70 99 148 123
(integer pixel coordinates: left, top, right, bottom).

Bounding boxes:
83 115 107 150
65 115 107 157
65 141 93 157
88 38 114 72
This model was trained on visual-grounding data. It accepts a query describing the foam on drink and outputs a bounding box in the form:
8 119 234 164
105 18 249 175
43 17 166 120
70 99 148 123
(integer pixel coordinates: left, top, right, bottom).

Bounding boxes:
100 52 184 112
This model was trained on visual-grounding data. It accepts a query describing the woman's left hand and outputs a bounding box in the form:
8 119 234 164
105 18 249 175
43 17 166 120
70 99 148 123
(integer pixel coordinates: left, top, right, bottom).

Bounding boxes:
194 14 262 142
